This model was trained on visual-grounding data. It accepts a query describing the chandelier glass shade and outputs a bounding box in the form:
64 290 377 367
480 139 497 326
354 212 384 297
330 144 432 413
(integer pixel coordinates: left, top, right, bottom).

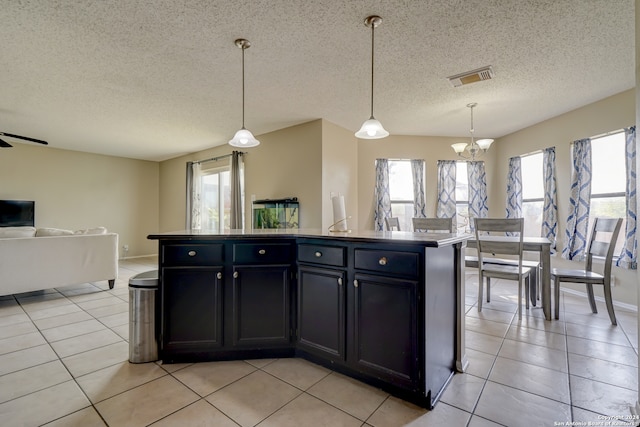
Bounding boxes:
451 103 493 160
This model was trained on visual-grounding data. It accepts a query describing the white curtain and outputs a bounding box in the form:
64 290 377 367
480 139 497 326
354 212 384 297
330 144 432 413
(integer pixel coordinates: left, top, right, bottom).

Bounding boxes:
467 161 488 231
562 138 592 260
186 161 203 230
411 159 426 218
436 160 457 228
542 147 558 254
617 126 637 269
374 159 391 231
506 157 523 219
230 151 245 230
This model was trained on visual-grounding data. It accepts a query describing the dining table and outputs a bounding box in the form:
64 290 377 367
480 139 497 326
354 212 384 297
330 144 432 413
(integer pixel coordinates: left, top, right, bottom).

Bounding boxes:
467 236 553 320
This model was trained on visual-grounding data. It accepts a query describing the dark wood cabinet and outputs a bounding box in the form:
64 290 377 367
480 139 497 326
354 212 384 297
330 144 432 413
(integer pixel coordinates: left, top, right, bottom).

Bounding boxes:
231 265 292 347
161 266 223 353
351 273 418 390
151 233 464 409
297 266 346 361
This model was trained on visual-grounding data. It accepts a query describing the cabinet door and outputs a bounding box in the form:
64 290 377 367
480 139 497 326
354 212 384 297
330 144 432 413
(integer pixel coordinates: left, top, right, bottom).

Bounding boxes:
297 266 345 361
162 267 223 351
231 265 291 347
351 273 418 389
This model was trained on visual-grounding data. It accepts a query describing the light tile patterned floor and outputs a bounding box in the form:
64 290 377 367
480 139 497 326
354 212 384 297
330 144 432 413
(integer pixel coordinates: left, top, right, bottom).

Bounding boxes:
0 258 637 426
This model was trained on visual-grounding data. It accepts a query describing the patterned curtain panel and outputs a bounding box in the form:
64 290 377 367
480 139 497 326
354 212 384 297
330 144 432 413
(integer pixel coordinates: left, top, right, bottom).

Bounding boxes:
617 126 637 269
436 160 457 228
411 159 426 218
505 156 523 219
467 161 488 231
542 147 559 254
374 159 392 231
229 151 245 230
562 138 592 260
186 161 202 230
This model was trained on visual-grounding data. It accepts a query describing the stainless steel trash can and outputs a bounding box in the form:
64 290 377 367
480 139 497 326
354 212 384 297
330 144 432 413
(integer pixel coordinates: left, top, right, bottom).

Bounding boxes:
129 270 158 363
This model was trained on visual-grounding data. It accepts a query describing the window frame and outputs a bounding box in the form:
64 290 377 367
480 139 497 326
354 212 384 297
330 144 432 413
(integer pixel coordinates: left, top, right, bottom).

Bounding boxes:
387 159 424 231
199 164 231 233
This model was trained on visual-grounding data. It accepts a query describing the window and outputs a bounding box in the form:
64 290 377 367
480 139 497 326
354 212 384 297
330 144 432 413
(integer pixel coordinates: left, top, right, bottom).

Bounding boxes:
455 161 469 231
589 132 626 253
521 152 544 237
388 160 422 231
200 167 231 232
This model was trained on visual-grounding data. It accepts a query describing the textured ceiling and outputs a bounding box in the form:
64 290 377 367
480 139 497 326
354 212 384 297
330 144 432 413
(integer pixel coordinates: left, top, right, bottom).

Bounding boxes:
0 0 634 161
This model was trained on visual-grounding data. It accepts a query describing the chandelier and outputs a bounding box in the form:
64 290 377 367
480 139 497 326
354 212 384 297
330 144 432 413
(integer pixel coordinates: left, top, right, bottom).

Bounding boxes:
451 103 493 160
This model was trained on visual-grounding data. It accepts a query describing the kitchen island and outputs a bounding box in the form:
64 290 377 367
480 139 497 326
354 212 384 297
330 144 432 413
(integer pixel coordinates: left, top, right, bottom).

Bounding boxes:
148 229 469 409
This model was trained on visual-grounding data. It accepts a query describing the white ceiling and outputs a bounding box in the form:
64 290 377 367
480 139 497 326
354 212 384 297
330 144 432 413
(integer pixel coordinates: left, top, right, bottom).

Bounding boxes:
1 0 634 161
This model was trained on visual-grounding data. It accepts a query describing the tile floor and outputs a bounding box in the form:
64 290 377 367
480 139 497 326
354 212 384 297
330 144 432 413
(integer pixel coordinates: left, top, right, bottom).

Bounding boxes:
0 257 638 426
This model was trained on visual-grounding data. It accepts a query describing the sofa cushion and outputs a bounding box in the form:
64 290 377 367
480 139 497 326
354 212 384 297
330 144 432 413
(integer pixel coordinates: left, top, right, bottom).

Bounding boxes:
0 226 37 238
36 227 74 237
74 227 108 235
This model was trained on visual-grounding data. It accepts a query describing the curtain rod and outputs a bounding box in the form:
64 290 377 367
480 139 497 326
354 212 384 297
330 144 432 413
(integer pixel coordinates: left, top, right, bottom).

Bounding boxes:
193 151 247 165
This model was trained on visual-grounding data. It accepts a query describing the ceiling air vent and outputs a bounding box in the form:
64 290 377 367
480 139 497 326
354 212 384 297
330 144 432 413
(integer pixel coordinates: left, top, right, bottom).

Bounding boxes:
447 66 494 87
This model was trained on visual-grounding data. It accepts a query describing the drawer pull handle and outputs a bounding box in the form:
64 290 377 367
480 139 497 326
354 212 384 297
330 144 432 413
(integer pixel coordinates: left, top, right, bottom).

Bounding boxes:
337 277 342 286
233 271 239 279
188 250 197 257
216 272 222 280
378 257 388 266
315 251 322 258
258 249 266 255
353 279 359 288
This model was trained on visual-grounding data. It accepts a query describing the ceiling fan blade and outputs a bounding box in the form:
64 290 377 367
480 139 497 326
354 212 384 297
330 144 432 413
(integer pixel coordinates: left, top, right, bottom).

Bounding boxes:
0 132 48 145
0 138 13 148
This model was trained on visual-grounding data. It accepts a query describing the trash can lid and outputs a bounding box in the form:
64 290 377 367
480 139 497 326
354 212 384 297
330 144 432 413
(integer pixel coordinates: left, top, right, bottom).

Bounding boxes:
129 270 159 288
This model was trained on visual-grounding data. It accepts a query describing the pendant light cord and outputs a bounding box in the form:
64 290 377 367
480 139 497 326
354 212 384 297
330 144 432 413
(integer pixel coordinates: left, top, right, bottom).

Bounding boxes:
370 22 375 119
241 46 246 129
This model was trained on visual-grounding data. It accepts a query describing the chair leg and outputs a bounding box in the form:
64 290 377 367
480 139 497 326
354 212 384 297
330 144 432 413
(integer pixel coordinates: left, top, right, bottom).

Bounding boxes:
585 283 598 313
524 277 530 310
517 279 522 319
477 275 483 312
486 278 491 303
603 283 618 326
554 277 560 320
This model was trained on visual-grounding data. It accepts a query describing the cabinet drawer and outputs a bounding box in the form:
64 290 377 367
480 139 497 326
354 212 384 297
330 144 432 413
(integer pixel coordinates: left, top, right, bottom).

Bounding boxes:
298 244 346 267
354 248 419 278
162 244 224 266
233 243 293 264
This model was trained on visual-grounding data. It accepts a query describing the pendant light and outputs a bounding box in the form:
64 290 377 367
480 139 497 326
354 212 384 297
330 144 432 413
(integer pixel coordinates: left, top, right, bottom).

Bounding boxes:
229 38 260 148
355 15 389 139
451 103 493 160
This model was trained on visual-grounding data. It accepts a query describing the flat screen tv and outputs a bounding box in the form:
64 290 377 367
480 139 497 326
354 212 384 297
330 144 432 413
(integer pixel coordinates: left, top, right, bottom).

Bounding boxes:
0 200 35 227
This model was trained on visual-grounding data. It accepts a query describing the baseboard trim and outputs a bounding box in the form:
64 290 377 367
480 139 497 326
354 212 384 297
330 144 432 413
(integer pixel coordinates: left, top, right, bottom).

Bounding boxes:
561 288 638 312
119 254 158 261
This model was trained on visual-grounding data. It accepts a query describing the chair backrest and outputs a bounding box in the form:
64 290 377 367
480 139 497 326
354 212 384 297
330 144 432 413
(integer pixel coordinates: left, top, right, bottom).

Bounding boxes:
412 217 453 233
585 218 623 276
474 218 525 268
385 217 400 231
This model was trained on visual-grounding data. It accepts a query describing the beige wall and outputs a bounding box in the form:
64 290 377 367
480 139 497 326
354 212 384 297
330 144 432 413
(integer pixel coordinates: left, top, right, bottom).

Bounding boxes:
159 120 324 232
1 143 159 257
492 89 636 305
321 120 359 230
356 134 497 230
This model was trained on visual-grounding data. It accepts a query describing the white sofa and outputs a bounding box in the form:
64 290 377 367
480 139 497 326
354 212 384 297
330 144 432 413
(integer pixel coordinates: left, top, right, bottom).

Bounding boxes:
0 226 119 296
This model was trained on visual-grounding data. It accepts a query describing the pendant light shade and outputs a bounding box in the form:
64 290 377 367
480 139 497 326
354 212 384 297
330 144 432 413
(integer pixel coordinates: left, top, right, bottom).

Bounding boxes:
356 15 388 140
229 128 259 147
229 38 260 148
355 118 388 139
